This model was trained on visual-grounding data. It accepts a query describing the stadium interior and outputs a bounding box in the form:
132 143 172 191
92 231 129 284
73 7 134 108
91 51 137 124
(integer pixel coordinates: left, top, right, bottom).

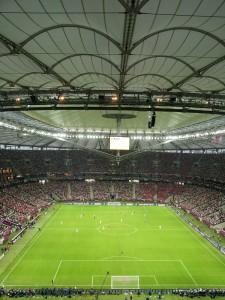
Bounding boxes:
0 0 225 297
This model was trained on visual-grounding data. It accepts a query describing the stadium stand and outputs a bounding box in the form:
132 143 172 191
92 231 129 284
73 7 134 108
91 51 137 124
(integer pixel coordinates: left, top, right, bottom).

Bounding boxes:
1 149 225 183
174 186 225 227
0 149 224 248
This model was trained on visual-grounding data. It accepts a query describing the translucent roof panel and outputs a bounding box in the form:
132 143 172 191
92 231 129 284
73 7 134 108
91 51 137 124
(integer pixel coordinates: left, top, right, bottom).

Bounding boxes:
0 0 225 152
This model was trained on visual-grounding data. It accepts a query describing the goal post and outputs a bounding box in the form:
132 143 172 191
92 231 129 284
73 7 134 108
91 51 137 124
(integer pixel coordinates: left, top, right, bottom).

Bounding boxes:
111 276 140 289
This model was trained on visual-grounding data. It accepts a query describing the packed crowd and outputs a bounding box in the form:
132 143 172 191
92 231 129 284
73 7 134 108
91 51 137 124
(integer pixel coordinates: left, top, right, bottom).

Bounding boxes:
92 181 111 201
174 186 225 226
120 152 225 183
1 150 225 183
0 149 110 178
45 181 184 203
0 182 53 243
70 181 90 201
0 178 224 243
44 180 69 201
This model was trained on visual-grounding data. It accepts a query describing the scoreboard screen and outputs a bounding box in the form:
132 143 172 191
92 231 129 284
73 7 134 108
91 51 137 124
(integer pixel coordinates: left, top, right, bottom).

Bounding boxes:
110 136 130 150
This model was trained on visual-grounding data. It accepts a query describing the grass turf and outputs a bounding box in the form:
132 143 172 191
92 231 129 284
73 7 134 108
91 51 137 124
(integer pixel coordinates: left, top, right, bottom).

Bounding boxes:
0 204 225 289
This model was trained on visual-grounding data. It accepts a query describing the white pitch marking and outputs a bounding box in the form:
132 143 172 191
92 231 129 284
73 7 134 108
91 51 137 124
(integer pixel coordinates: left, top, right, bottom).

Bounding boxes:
179 260 197 285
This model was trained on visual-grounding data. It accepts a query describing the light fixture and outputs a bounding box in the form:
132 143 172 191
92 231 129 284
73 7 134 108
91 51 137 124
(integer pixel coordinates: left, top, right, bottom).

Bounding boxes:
58 95 65 101
111 96 118 101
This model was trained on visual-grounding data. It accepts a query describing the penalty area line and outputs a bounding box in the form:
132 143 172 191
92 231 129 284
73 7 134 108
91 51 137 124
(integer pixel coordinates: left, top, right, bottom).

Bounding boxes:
153 275 159 286
63 259 181 262
179 260 197 286
53 260 62 282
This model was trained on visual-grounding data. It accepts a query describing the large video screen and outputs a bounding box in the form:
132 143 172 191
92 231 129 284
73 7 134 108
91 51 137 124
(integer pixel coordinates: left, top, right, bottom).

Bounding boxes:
110 136 130 150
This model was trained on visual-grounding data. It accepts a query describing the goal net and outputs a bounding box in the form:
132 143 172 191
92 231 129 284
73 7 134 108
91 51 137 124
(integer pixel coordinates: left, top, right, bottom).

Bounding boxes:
111 276 140 289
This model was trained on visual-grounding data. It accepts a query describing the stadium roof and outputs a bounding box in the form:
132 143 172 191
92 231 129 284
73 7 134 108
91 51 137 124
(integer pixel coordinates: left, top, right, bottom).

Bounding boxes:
0 0 225 153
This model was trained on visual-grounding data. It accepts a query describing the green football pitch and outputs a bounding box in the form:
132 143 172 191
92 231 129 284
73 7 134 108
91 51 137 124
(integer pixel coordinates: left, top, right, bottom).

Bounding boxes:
0 204 225 289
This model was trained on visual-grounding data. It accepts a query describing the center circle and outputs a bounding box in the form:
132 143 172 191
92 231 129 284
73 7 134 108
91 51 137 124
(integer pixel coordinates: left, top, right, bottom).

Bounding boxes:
98 223 137 235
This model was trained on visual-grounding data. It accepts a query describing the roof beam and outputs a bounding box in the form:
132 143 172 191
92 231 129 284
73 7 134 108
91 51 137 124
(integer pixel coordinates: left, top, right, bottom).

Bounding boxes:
17 25 122 52
49 54 121 73
131 27 225 51
170 55 225 90
124 73 177 88
119 0 139 92
0 33 73 88
126 55 196 73
68 72 119 86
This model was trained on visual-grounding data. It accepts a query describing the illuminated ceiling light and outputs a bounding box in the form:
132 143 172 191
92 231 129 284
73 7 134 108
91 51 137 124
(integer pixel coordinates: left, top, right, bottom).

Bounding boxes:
58 95 65 101
111 96 118 101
